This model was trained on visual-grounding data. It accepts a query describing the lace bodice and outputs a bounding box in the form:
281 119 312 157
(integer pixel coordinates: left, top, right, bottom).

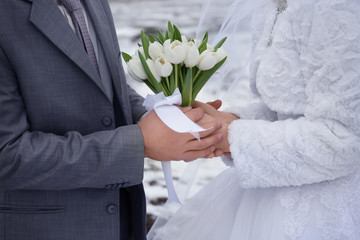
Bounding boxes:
225 0 360 239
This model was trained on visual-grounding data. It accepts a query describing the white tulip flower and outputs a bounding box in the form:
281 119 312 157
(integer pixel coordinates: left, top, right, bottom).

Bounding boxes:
194 39 202 48
164 40 186 64
155 56 173 77
148 42 164 60
132 47 145 61
146 59 161 83
197 49 218 71
206 43 214 51
215 47 228 62
127 58 147 82
163 39 171 48
181 35 188 43
184 42 200 68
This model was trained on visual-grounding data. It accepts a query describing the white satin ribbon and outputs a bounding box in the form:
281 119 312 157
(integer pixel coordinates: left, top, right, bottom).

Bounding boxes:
143 89 208 203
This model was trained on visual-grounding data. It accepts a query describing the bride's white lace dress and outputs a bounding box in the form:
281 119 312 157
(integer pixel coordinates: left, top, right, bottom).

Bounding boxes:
149 0 360 239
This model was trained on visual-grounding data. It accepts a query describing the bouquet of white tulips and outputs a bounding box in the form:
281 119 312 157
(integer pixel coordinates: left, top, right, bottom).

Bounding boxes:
122 22 227 107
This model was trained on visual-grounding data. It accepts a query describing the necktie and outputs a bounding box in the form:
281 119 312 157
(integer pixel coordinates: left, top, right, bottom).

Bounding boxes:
59 0 100 75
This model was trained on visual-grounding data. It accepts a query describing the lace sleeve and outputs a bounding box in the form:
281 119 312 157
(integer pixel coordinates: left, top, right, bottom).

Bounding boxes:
224 102 277 121
229 118 360 188
229 0 360 188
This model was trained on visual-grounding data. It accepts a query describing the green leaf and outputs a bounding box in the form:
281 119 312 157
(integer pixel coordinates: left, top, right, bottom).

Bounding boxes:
192 57 227 100
138 51 163 93
165 30 169 39
202 31 209 42
173 25 182 42
143 79 157 94
157 30 166 43
179 66 184 91
168 22 177 41
168 21 174 34
169 71 175 94
141 31 150 59
198 31 208 53
192 68 202 85
214 36 227 51
181 68 193 107
148 34 156 43
153 34 163 44
192 66 199 78
165 77 171 94
121 52 132 63
160 78 171 96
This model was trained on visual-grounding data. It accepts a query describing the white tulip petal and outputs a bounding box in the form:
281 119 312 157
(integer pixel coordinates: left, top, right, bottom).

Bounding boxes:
132 48 146 61
184 44 200 68
128 68 143 82
161 62 173 77
163 39 171 48
181 35 188 43
149 42 164 60
194 39 201 48
198 56 217 70
164 40 186 64
155 57 173 77
132 53 139 61
138 47 145 58
215 47 228 62
127 58 147 81
198 49 210 62
146 59 161 82
197 50 217 71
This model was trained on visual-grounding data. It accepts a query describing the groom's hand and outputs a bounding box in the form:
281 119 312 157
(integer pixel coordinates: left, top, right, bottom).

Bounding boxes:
139 107 223 162
193 100 239 155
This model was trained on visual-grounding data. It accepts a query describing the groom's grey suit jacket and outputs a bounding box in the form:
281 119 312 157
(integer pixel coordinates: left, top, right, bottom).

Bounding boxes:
0 0 147 239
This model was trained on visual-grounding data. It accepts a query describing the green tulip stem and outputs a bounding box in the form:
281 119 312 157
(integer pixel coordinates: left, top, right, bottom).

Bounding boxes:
193 69 202 84
159 82 167 96
165 77 170 90
179 66 184 88
174 64 178 89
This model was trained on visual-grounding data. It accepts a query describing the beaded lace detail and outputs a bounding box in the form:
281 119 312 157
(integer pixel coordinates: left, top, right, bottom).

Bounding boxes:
277 0 287 13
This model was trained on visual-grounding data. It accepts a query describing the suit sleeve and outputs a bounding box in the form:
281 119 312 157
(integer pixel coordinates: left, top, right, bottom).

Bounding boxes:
127 84 147 123
0 47 145 190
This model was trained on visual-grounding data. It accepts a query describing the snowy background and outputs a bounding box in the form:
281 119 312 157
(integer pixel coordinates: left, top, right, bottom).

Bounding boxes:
109 0 255 230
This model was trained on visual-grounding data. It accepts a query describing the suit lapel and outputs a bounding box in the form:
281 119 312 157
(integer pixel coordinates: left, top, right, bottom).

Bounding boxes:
84 0 124 97
29 0 109 99
84 0 133 124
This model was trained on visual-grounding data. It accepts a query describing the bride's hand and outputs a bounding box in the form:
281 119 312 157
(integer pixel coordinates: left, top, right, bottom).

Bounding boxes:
193 100 239 155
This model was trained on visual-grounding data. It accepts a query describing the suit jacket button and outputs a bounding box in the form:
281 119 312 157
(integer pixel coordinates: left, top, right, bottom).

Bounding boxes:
106 204 118 214
101 116 113 127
